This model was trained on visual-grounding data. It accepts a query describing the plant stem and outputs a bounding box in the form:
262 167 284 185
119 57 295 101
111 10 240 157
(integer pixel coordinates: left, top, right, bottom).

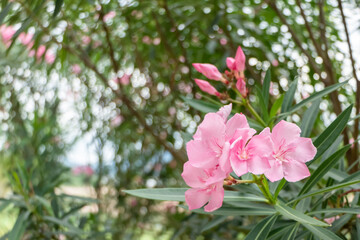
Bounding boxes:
244 100 267 127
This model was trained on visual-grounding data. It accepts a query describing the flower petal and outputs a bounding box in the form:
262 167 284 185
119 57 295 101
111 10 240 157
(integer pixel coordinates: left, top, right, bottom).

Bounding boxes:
194 79 219 96
246 133 273 156
230 154 248 177
181 162 208 188
264 160 284 182
287 137 317 163
235 46 246 72
193 63 223 81
217 104 232 122
226 113 250 139
185 188 210 210
283 160 310 182
186 140 218 168
226 57 236 70
219 141 232 173
204 183 224 212
247 155 271 175
272 120 301 146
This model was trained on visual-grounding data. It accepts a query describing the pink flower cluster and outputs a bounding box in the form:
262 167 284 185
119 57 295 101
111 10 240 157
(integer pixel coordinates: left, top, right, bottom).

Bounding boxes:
181 104 317 212
72 165 94 176
193 46 248 99
0 25 55 64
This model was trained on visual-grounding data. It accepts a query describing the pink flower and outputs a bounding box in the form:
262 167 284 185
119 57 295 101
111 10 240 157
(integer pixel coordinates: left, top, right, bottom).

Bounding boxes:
182 162 226 212
272 59 279 67
103 11 116 22
45 51 55 64
236 77 247 98
227 46 246 72
19 32 34 47
194 79 220 97
0 25 15 47
187 105 250 173
81 36 91 45
229 128 272 176
110 115 124 127
192 63 224 81
219 38 227 45
226 57 236 71
324 215 339 225
119 74 131 85
72 64 81 75
72 166 94 176
36 45 46 60
263 120 317 182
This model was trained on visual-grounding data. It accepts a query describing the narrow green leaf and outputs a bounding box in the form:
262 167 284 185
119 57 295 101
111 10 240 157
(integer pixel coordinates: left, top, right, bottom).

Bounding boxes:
43 216 85 234
0 3 12 25
309 208 360 216
330 214 352 232
245 214 278 240
275 203 328 227
262 68 271 109
356 217 360 240
270 95 284 119
180 205 276 216
256 86 269 122
274 179 287 199
302 223 342 240
8 211 30 240
201 216 227 232
312 104 352 160
53 0 64 17
123 188 268 202
299 145 351 197
289 179 360 204
181 96 220 113
281 223 299 240
281 79 298 113
300 99 320 137
267 224 295 240
290 81 347 113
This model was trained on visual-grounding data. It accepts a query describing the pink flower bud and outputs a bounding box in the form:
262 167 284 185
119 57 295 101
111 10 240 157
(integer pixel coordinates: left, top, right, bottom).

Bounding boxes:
45 51 55 64
19 32 34 47
103 11 116 22
0 25 15 47
194 79 220 96
236 77 247 98
226 57 236 71
235 46 246 72
192 63 223 81
36 45 46 60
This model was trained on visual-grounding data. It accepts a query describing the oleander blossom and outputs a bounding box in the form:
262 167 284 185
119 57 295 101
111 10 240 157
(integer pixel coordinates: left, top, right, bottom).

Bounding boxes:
263 120 317 182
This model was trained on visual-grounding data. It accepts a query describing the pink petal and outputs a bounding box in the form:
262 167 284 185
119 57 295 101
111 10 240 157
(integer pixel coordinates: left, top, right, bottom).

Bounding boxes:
287 137 317 163
247 155 270 175
219 141 231 173
36 45 46 59
197 113 226 142
246 133 273 156
226 113 250 139
204 183 224 212
192 63 223 81
230 154 248 177
236 77 247 98
186 140 218 168
231 128 257 149
265 160 284 182
283 160 310 182
272 120 301 146
181 162 208 188
226 57 236 70
235 46 246 72
217 103 232 122
194 79 220 96
185 188 210 210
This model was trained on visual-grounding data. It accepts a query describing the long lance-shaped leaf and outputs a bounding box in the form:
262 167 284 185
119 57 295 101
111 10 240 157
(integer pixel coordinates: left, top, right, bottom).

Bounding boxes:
270 95 284 119
281 79 298 113
256 86 269 122
181 96 220 113
262 68 271 109
244 214 278 240
298 145 351 197
201 216 228 232
123 188 268 202
274 203 329 227
281 223 299 240
280 81 348 118
302 223 342 240
180 205 276 216
311 104 352 162
0 2 13 25
300 99 320 137
309 208 360 216
53 0 64 17
288 179 360 204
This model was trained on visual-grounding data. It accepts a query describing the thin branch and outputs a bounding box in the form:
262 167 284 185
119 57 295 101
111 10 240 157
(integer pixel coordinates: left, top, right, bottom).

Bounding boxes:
338 0 360 171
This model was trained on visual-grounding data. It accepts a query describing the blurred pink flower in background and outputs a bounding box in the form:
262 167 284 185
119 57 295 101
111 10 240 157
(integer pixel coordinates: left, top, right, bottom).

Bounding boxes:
36 45 46 60
219 38 227 45
103 11 116 22
272 59 279 67
82 36 91 45
72 165 94 176
45 51 55 64
72 64 81 75
19 32 34 48
110 115 124 127
0 25 15 47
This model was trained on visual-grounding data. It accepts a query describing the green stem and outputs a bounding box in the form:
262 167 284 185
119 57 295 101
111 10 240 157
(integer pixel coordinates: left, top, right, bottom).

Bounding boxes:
253 175 274 204
227 98 244 105
244 100 267 127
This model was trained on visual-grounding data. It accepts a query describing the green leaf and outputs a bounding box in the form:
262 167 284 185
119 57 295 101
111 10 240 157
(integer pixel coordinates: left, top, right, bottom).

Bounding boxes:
181 96 220 113
281 79 298 113
300 99 320 137
289 179 360 204
302 223 342 240
270 95 284 119
180 205 276 216
53 0 64 17
289 81 347 114
123 188 268 202
274 178 287 200
356 218 360 240
201 216 227 232
262 68 271 109
281 223 299 240
256 86 269 122
274 203 329 227
8 211 30 240
309 208 360 216
244 214 278 240
0 3 12 25
298 145 351 197
330 214 352 232
43 216 85 235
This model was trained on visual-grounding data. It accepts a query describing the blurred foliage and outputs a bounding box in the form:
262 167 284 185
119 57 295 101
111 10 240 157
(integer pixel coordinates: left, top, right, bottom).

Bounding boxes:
0 0 359 239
